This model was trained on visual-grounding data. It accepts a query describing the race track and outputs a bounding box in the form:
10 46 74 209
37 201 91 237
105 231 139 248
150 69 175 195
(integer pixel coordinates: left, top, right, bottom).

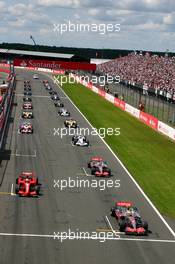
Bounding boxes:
0 68 174 264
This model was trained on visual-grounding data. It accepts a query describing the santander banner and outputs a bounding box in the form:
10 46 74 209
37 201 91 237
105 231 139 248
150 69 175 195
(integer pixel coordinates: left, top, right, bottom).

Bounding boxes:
0 68 10 74
0 63 10 68
14 59 96 71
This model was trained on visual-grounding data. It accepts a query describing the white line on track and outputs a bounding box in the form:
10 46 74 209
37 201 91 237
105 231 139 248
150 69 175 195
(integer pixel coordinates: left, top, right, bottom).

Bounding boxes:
10 184 16 196
105 216 120 237
52 76 175 239
82 167 91 177
71 141 75 147
10 184 13 195
15 149 37 157
0 232 174 243
115 238 175 243
10 150 37 157
82 167 88 176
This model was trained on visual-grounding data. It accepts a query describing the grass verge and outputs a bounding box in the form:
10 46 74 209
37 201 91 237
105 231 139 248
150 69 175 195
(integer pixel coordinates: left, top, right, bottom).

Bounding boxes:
59 78 175 218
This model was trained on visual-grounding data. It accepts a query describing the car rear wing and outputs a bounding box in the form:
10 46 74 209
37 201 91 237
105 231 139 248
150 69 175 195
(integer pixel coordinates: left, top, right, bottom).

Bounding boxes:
115 201 133 207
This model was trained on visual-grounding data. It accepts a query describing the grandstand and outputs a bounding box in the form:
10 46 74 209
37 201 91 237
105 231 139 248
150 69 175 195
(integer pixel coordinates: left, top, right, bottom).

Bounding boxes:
97 52 175 101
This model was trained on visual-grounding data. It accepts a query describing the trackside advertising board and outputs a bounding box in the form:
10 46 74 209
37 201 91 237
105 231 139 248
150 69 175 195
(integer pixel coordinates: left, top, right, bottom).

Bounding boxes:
125 103 140 119
14 59 96 71
139 111 158 130
0 68 10 74
158 121 175 140
0 63 10 68
114 98 125 110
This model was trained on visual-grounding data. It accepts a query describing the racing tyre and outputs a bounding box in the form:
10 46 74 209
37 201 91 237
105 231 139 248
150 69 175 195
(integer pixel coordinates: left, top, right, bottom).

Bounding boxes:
111 208 116 217
91 168 96 175
73 140 76 145
107 169 111 176
143 221 148 231
35 186 40 195
15 186 19 194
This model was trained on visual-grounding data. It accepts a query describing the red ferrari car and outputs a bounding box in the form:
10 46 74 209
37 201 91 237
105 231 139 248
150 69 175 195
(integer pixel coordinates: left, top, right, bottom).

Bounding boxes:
15 172 40 197
111 201 148 235
87 157 111 176
23 102 33 110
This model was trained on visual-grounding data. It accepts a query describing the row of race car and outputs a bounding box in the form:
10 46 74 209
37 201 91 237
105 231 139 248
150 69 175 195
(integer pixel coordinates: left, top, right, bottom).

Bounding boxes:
16 78 40 197
42 79 149 236
19 80 34 134
43 80 114 176
14 75 149 236
43 79 90 147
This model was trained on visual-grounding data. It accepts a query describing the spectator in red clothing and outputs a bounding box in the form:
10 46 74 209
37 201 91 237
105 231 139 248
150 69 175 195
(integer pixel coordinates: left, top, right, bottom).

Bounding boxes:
138 101 145 111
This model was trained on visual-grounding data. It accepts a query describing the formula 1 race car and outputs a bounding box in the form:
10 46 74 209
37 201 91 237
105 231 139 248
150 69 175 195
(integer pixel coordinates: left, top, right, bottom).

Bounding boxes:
49 90 56 95
24 90 32 96
24 81 31 87
33 74 39 79
51 93 60 101
71 135 89 146
54 101 64 107
58 108 70 117
19 122 33 134
43 80 48 85
23 102 33 110
45 84 52 91
111 201 148 235
23 97 32 102
24 80 30 85
88 157 111 176
24 86 31 91
15 172 40 197
21 111 33 119
64 119 78 128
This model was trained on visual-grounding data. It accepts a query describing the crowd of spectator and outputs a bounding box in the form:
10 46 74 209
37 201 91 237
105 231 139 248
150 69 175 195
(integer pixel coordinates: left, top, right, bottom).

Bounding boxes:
97 53 175 101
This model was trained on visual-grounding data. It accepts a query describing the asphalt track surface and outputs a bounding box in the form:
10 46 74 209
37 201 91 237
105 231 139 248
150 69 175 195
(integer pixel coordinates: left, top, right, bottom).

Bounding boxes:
0 68 174 264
